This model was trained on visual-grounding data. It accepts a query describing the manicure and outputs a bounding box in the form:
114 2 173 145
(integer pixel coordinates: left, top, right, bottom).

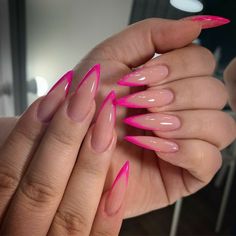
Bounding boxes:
91 91 116 153
37 70 73 122
125 136 179 153
105 161 129 216
67 64 100 122
183 15 230 29
124 113 181 131
116 89 174 108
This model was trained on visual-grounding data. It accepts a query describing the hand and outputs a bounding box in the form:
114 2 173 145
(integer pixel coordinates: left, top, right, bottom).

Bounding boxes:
0 67 127 236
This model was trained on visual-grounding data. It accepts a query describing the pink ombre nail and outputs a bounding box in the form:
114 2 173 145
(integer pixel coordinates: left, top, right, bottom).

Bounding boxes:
183 15 230 29
116 89 174 108
67 64 100 121
118 65 168 87
91 91 116 152
125 136 178 153
37 70 73 122
105 161 129 216
124 113 181 131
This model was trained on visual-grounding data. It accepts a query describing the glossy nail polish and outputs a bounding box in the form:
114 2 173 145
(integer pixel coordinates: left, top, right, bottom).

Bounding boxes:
37 70 73 122
67 64 100 121
183 15 230 29
105 161 129 216
91 91 116 152
116 89 174 108
125 136 178 153
117 65 168 87
124 113 181 131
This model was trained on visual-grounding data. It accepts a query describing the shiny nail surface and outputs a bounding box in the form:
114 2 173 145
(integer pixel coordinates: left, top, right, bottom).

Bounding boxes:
117 65 168 87
91 91 116 152
183 15 230 29
67 64 100 121
125 136 178 153
37 70 73 122
105 161 129 216
116 89 174 108
124 113 181 131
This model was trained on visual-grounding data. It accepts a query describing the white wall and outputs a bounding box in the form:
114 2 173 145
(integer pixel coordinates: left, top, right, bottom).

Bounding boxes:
26 0 132 102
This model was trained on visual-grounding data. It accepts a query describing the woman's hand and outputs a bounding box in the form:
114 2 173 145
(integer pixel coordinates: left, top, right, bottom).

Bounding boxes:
0 66 127 236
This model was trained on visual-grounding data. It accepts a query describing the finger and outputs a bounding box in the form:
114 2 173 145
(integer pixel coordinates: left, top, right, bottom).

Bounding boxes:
90 162 129 236
0 71 72 221
0 66 99 235
116 77 227 111
48 91 116 236
124 110 236 150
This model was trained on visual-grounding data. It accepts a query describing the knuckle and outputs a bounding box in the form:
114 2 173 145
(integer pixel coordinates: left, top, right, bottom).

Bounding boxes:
92 230 113 236
0 169 19 192
78 160 104 178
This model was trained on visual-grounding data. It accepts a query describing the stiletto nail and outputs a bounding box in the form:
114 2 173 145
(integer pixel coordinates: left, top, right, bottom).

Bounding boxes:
125 136 178 153
183 15 230 29
124 113 181 131
118 65 168 87
67 64 100 121
91 91 116 152
116 89 174 108
105 161 129 216
37 70 73 122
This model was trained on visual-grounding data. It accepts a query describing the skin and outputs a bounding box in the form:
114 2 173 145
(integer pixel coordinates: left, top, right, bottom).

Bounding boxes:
0 18 236 226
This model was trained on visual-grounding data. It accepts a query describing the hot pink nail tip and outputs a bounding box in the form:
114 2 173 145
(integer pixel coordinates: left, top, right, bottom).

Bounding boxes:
115 97 143 108
117 73 145 87
111 161 129 189
98 90 116 114
124 116 149 130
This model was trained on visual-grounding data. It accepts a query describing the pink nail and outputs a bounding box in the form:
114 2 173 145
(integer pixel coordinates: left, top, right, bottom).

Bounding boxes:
116 89 174 108
183 15 230 29
124 113 181 131
105 161 129 216
67 64 100 121
91 91 116 152
125 136 178 153
37 70 73 122
117 65 168 87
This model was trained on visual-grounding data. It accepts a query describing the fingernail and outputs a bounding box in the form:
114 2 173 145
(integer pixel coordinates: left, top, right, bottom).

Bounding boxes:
183 15 230 29
117 65 168 87
125 136 179 153
91 91 116 152
116 89 174 108
105 161 129 216
124 113 181 131
37 70 73 122
67 64 100 121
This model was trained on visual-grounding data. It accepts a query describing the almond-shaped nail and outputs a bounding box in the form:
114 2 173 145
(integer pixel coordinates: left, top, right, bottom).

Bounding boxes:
125 136 178 153
124 113 181 131
116 89 174 108
183 15 230 29
37 70 73 122
117 65 168 87
91 91 116 152
105 161 129 216
67 64 100 121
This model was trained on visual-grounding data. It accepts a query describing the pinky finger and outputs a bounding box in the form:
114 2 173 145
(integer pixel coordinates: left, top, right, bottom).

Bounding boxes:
90 161 129 236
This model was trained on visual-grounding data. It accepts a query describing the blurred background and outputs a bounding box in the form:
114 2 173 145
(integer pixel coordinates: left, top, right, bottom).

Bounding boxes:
0 0 236 235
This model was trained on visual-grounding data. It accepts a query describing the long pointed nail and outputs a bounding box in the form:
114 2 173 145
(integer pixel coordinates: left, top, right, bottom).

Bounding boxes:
116 89 174 108
91 91 116 152
105 161 129 216
125 136 179 153
183 15 230 29
67 64 100 121
117 65 168 87
37 70 73 122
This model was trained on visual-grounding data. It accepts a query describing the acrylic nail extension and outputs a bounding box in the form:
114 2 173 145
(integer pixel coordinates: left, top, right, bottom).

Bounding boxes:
116 89 174 108
67 64 100 122
124 113 181 131
105 161 129 216
183 15 230 29
117 65 168 87
125 136 179 153
37 70 73 122
91 91 116 152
